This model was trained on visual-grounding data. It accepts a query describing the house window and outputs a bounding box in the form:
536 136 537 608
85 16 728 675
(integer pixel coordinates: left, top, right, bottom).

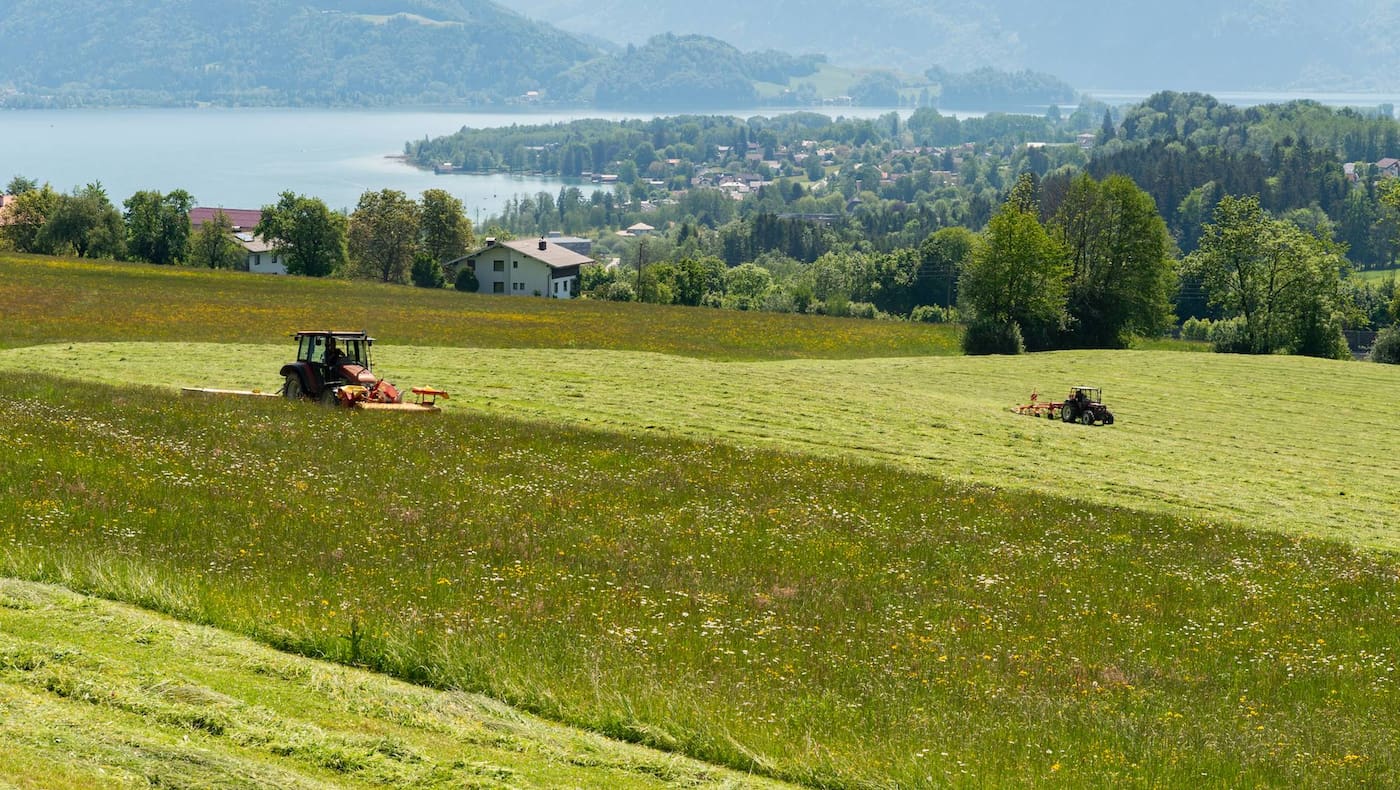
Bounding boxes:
493 260 505 272
493 282 505 293
254 254 261 266
512 261 518 269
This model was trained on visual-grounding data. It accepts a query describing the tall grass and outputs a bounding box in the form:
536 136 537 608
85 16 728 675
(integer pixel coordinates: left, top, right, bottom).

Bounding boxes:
3 375 1397 788
0 256 959 360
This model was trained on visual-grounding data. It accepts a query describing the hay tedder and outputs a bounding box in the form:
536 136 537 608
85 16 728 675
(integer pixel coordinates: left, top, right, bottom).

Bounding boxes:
1012 386 1114 426
182 330 448 413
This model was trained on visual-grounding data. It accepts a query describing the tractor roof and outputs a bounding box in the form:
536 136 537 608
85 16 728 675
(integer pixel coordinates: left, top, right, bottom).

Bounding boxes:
293 330 373 340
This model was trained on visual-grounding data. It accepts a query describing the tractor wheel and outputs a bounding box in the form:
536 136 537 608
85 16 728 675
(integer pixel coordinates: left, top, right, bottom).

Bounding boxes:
1061 406 1075 423
1103 413 1115 426
320 387 340 407
283 374 304 400
1080 410 1096 426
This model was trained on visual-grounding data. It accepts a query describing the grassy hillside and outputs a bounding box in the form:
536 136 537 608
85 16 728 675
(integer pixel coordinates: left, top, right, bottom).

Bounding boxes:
2 375 1397 787
0 257 958 359
0 577 791 788
0 0 598 105
4 257 1400 786
3 341 1397 549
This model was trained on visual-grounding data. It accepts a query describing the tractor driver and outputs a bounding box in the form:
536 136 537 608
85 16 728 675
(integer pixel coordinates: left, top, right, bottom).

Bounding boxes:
325 337 346 367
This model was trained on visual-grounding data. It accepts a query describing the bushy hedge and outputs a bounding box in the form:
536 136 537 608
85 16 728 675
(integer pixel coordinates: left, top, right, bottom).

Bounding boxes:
961 318 1024 355
1370 325 1400 364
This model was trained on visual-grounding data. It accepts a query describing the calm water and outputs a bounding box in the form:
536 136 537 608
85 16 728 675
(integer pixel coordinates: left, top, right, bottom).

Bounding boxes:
0 106 914 219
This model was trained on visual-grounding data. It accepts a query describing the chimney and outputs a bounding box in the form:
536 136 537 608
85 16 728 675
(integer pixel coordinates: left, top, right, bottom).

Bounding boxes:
538 238 547 251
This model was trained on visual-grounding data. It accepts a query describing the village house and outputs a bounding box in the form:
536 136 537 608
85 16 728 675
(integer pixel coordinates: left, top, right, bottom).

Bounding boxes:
189 207 287 274
1377 158 1400 178
451 237 592 299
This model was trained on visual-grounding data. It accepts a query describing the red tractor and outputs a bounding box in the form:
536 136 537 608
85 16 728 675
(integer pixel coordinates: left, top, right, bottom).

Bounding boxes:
278 330 446 412
280 330 401 406
1057 386 1114 426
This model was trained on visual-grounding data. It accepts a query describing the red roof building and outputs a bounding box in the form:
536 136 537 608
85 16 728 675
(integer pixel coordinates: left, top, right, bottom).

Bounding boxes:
189 207 264 231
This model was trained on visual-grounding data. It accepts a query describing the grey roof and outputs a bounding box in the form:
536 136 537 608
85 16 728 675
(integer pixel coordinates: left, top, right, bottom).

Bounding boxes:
470 239 595 270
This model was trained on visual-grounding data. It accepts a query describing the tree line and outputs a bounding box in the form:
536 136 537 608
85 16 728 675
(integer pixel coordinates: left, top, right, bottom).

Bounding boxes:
0 176 476 288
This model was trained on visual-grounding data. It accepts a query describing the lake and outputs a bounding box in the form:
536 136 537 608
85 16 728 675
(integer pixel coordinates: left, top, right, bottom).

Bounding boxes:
0 106 915 220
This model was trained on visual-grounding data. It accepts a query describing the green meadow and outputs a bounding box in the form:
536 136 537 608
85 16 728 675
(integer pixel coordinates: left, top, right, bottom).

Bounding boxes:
4 341 1396 549
1353 267 1399 284
0 577 792 789
3 256 1400 787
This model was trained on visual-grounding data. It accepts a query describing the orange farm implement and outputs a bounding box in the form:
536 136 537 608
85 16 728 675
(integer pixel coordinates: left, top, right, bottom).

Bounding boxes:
1011 386 1115 426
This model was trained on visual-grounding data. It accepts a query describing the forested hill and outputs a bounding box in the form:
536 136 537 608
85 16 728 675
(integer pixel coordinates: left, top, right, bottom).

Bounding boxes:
0 1 833 108
0 0 598 105
509 0 1400 90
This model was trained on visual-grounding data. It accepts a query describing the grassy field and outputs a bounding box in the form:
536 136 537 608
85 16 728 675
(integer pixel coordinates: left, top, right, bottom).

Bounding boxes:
3 341 1397 549
4 256 1400 787
0 256 959 360
1353 267 1399 284
0 577 791 789
2 375 1399 788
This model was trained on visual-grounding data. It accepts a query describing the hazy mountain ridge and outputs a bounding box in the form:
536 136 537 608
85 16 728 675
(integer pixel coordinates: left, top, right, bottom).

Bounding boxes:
507 0 1400 90
0 0 598 104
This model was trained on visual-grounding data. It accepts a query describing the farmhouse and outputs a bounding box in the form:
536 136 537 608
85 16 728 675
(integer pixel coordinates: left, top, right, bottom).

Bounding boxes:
190 207 286 274
453 237 592 299
232 232 287 275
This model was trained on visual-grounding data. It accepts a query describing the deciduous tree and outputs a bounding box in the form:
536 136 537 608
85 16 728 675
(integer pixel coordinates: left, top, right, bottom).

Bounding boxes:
124 189 193 265
256 191 347 277
1051 173 1175 347
1184 194 1351 357
348 189 421 284
187 209 246 270
419 189 475 264
0 183 60 253
38 183 124 260
958 185 1068 351
917 226 976 308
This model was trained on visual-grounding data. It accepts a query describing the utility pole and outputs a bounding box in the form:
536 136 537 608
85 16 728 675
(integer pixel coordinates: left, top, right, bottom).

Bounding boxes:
636 238 647 302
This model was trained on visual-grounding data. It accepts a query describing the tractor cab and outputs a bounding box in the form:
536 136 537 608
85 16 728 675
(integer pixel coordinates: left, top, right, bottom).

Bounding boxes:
296 331 373 373
1060 386 1114 425
1068 386 1101 407
281 330 381 401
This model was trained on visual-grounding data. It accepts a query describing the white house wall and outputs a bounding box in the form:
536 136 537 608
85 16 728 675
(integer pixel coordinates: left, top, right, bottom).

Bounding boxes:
246 252 287 275
473 249 574 298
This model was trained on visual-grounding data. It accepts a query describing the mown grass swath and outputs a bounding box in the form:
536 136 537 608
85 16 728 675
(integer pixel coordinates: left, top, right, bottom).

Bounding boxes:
3 375 1396 788
0 256 959 360
0 579 793 789
5 341 1398 549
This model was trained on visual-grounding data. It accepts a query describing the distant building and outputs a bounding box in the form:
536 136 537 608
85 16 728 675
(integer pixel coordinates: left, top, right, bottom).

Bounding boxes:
190 207 285 274
233 232 287 275
450 237 593 299
1378 158 1400 178
543 231 593 257
0 194 17 226
190 207 263 232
